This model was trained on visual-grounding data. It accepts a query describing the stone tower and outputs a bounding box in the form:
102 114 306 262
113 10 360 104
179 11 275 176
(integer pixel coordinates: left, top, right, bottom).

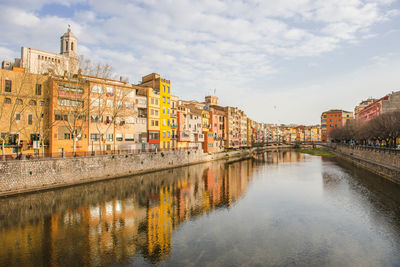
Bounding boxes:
205 95 219 106
60 26 78 57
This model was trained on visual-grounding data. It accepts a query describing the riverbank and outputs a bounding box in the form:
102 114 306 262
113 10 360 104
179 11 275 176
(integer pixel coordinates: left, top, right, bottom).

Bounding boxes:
0 146 285 198
321 144 400 184
297 148 335 157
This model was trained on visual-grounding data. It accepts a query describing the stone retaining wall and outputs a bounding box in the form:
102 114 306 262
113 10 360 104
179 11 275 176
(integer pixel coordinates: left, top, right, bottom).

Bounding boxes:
326 144 400 184
0 148 257 197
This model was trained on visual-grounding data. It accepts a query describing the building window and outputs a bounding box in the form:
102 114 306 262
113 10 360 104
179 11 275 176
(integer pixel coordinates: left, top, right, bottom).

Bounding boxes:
163 119 166 126
167 97 170 104
14 113 21 122
90 134 101 141
125 134 134 141
106 100 113 108
167 86 170 93
4 98 11 104
27 114 33 125
116 133 123 141
163 107 166 115
126 117 135 124
163 85 165 92
155 120 159 126
29 100 37 106
106 86 114 94
5 80 11 92
127 90 135 98
151 120 154 126
167 108 170 115
35 84 42 95
91 114 103 123
155 110 159 116
40 101 45 106
163 131 166 138
91 85 103 93
167 131 170 138
106 134 113 141
55 113 68 121
155 99 159 105
163 96 166 103
125 101 134 109
16 99 23 105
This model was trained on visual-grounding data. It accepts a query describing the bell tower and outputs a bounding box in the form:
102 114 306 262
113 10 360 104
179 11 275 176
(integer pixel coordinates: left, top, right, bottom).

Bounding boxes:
60 25 78 57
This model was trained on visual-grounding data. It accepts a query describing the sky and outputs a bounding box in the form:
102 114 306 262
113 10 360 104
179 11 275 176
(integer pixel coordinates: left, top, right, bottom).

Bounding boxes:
1 0 400 125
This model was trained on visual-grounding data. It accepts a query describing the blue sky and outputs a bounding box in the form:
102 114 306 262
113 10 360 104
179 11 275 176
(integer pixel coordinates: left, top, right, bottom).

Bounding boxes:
1 0 399 125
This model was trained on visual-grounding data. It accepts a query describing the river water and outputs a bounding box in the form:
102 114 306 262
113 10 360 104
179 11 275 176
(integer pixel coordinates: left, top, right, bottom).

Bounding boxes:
1 151 400 266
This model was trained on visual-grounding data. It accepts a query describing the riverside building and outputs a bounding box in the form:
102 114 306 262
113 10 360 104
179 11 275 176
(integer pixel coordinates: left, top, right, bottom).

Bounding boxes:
2 27 79 76
140 73 172 150
0 68 50 156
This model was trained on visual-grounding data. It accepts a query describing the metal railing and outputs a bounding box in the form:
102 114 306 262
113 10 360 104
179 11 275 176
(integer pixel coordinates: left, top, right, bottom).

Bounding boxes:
328 143 400 155
0 147 201 161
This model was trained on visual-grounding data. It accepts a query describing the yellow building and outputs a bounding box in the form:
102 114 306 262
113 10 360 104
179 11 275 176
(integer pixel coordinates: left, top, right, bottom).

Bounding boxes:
147 186 173 260
0 68 50 157
141 73 171 150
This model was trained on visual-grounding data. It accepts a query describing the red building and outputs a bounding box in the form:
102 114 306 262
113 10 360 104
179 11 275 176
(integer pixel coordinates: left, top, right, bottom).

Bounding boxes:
357 95 388 121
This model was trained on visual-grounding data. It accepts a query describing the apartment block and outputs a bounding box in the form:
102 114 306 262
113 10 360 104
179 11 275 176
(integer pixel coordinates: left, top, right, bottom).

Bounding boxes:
321 109 353 142
176 101 190 149
356 91 400 121
225 107 241 149
170 95 178 149
141 73 171 150
0 68 50 156
48 75 89 155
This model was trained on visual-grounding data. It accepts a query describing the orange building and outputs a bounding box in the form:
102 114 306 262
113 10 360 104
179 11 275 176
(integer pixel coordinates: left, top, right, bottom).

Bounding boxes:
48 76 89 155
321 109 353 142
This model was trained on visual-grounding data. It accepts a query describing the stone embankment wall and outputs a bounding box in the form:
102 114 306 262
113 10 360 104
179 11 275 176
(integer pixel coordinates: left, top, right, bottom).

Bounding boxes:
326 144 400 184
0 148 262 197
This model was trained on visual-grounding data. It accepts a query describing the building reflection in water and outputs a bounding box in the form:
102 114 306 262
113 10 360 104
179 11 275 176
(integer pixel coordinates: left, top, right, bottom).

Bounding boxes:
0 150 302 266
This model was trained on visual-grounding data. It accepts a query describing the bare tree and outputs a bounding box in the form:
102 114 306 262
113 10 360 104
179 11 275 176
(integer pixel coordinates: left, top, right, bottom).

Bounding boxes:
78 55 117 80
329 111 400 148
89 85 136 152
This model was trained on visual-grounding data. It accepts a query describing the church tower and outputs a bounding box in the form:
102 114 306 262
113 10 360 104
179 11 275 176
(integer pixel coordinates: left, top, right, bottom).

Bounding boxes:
60 26 78 57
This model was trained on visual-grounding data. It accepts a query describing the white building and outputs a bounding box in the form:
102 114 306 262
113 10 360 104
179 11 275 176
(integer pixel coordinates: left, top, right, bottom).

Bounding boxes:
2 27 79 75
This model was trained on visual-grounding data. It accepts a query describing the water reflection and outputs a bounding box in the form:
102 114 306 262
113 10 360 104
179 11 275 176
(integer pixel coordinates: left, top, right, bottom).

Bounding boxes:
1 150 399 267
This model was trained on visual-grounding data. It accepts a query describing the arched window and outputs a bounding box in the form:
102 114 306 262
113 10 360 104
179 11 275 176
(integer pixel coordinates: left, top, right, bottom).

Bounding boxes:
16 99 23 105
71 42 74 51
29 100 37 106
4 98 11 104
66 41 69 51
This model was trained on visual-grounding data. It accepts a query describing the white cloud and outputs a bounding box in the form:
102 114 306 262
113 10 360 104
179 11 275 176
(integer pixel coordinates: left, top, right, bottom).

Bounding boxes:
0 0 398 124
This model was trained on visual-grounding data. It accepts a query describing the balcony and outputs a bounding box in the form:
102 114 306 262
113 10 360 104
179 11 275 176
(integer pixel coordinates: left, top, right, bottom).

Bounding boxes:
195 133 204 142
178 131 190 142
